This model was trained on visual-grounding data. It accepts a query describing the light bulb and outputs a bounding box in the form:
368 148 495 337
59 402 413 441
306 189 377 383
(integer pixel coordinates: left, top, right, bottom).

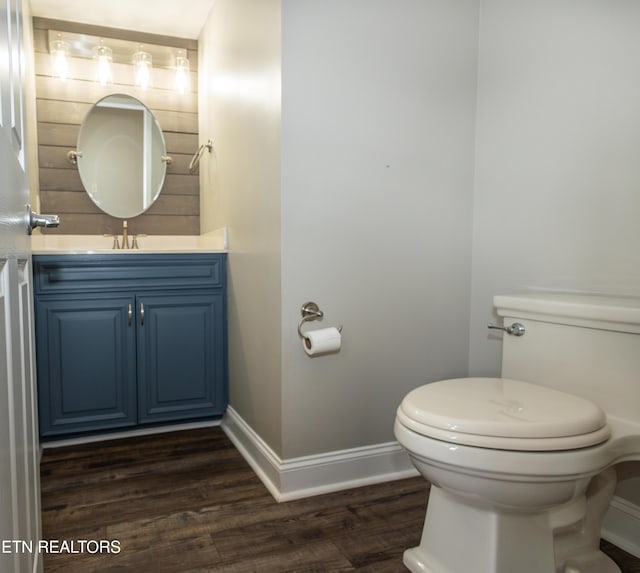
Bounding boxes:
133 49 152 90
49 38 70 81
93 43 113 86
174 51 190 95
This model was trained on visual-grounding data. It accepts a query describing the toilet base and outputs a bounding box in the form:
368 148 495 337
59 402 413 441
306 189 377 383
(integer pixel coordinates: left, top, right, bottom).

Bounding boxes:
563 552 621 573
403 476 623 573
403 546 442 573
404 484 557 573
555 468 621 573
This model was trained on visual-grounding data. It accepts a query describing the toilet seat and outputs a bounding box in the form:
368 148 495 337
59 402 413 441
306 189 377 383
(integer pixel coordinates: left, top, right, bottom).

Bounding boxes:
397 378 610 451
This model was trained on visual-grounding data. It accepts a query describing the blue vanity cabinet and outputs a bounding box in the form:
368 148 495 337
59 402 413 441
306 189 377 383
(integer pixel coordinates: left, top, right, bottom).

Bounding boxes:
136 292 226 424
33 253 227 439
35 295 138 436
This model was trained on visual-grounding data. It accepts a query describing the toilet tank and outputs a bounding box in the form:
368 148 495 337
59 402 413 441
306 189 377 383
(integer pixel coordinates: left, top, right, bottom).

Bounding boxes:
495 293 640 424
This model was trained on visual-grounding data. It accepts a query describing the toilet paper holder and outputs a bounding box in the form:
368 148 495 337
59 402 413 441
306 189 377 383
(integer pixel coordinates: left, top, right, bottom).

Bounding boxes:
297 301 343 340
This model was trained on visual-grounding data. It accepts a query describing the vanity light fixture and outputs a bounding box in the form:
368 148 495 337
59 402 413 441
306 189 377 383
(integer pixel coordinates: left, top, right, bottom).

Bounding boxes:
92 41 113 86
174 50 190 95
49 35 70 81
133 48 152 90
48 29 192 94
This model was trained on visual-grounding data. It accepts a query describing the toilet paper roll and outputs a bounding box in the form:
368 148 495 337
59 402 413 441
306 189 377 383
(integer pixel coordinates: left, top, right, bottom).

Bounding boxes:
303 327 342 356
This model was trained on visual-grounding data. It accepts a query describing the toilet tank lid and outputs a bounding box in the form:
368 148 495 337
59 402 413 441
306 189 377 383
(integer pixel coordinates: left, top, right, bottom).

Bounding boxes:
494 293 640 333
399 377 608 440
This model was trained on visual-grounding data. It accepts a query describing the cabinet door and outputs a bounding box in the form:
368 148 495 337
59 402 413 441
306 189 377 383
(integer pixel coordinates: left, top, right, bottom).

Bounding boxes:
137 293 226 424
35 297 137 437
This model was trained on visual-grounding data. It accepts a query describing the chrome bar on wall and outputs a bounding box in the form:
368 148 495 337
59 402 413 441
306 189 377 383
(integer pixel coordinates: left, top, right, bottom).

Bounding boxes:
189 139 213 173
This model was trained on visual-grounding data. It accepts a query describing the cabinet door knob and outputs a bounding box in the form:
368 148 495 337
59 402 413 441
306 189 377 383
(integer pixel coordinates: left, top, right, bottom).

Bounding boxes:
128 303 133 326
140 302 145 325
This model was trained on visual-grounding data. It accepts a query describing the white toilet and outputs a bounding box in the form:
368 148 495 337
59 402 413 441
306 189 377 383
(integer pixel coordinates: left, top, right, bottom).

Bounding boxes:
394 293 640 573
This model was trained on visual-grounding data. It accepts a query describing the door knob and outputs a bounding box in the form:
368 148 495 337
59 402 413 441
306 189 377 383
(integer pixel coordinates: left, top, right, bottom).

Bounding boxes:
26 204 60 235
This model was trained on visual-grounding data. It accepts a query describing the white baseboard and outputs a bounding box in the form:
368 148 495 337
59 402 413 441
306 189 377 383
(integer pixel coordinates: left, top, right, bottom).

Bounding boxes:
40 419 221 449
602 495 640 558
221 406 418 502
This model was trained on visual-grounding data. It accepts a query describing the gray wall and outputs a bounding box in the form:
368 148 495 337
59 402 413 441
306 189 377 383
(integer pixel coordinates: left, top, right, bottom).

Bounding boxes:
33 17 200 235
199 0 284 453
280 0 478 458
199 0 478 458
469 0 640 374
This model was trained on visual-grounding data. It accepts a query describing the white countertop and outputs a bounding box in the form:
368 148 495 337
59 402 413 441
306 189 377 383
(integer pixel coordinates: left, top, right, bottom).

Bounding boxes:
31 228 228 254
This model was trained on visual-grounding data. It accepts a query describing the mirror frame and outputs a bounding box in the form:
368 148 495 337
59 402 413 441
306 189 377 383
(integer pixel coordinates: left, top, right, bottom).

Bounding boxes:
76 94 168 219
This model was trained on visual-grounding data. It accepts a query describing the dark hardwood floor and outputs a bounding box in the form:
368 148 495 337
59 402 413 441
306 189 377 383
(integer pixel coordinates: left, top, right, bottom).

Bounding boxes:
40 427 640 572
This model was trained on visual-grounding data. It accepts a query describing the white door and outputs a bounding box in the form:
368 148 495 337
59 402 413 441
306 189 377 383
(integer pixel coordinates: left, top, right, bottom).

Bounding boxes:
0 0 43 572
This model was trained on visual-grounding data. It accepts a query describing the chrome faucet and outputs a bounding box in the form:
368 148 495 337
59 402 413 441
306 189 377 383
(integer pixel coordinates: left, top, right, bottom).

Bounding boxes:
106 221 141 249
121 220 130 249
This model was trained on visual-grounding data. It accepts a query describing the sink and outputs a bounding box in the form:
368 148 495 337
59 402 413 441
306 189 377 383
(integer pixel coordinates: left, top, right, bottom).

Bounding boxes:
31 228 228 254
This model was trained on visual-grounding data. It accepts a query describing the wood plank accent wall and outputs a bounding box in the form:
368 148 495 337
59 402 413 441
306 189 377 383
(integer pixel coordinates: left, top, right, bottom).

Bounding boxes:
33 17 200 236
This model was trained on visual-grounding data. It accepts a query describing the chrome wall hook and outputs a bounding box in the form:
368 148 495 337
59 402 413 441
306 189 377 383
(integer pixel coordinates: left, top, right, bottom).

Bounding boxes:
298 302 323 340
301 302 323 321
297 301 343 341
188 139 213 173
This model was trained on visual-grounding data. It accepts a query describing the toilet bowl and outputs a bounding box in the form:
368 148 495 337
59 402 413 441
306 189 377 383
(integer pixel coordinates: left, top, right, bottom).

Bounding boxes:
394 294 640 573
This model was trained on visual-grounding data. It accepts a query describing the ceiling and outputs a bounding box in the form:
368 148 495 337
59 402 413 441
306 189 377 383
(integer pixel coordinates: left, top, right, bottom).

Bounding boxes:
29 0 218 39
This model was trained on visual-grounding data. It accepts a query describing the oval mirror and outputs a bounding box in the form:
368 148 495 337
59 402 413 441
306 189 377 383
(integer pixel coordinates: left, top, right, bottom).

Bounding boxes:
76 94 168 219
